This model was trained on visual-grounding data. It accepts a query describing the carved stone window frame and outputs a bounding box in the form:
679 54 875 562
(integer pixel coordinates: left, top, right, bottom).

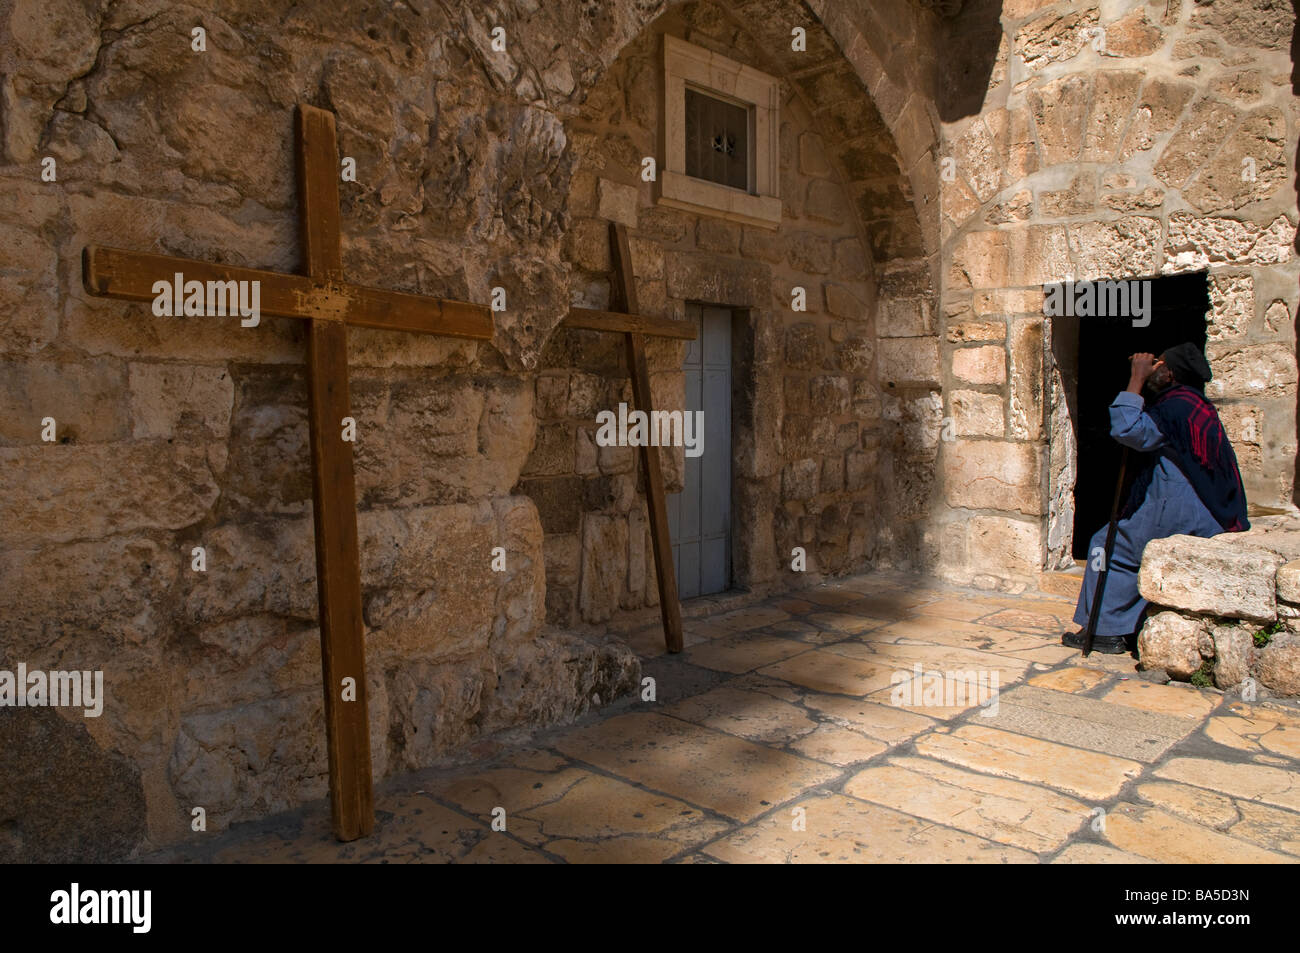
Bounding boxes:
658 35 782 229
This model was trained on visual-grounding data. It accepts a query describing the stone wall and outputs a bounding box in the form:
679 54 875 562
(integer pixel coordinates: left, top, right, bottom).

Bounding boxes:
936 0 1300 587
0 0 939 859
17 0 1294 859
521 0 940 627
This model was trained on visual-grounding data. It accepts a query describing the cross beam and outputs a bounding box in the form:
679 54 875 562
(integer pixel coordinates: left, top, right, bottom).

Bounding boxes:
82 104 494 841
560 223 695 653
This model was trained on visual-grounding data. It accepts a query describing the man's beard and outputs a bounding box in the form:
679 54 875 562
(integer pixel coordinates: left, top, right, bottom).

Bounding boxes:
1141 377 1170 402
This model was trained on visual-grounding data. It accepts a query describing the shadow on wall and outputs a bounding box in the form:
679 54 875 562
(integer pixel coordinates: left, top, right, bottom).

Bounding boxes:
933 0 1004 123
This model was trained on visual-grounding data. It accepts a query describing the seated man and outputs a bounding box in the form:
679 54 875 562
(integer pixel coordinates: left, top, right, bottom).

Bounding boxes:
1063 343 1249 654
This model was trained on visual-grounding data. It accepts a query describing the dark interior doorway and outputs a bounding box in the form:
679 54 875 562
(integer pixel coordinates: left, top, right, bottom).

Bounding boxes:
1069 272 1210 559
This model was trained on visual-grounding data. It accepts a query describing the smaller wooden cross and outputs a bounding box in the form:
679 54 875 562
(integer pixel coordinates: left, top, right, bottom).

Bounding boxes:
82 104 494 841
561 223 697 653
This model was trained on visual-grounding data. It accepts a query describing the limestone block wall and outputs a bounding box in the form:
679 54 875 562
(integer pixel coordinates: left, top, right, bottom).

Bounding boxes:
0 0 671 859
0 0 943 859
520 1 941 627
935 0 1300 588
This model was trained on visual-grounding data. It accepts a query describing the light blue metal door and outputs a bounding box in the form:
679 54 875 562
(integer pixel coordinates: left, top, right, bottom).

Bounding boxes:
668 304 731 598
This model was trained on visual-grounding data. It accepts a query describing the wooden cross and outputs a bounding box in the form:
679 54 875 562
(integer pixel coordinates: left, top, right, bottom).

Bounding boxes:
81 104 494 842
561 223 697 653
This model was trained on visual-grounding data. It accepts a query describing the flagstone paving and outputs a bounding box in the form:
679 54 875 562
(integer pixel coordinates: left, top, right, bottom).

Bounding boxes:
145 570 1300 864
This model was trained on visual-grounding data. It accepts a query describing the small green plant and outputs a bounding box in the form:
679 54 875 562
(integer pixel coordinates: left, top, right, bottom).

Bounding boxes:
1190 660 1215 688
1254 619 1283 648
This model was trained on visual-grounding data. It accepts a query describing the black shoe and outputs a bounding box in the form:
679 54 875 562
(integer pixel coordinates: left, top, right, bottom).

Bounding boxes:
1061 630 1129 654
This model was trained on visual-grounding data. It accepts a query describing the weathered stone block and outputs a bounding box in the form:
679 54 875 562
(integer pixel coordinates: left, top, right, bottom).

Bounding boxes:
1119 78 1195 159
1138 611 1207 680
565 217 612 272
1154 99 1238 190
664 250 768 306
945 440 1042 515
535 374 568 419
0 223 58 352
1028 73 1090 164
544 533 581 587
947 226 1070 288
949 117 1001 201
1008 319 1043 440
952 345 1006 385
1211 623 1253 689
0 358 129 445
0 533 181 655
782 458 819 500
521 422 574 477
696 218 741 254
1277 559 1300 603
0 443 219 546
1016 9 1099 72
884 390 943 455
579 513 628 623
784 323 824 369
363 498 546 658
0 707 146 862
1083 71 1143 162
1068 217 1161 279
825 283 867 321
1255 634 1300 696
798 130 831 176
947 321 1005 344
1205 342 1298 400
787 232 833 273
846 450 870 491
810 375 850 414
128 363 233 440
805 178 846 223
1139 535 1284 622
1184 109 1287 214
1102 9 1163 58
521 476 583 534
878 296 929 336
741 227 785 264
597 178 639 227
951 390 1003 437
1207 274 1254 340
966 515 1042 577
877 337 940 386
1165 214 1294 271
838 336 873 374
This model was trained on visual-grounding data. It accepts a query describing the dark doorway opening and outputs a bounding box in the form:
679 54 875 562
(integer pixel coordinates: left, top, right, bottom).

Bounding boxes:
1069 272 1210 559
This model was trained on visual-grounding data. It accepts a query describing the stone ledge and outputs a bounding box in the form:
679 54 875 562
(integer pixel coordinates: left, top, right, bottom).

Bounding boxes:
1137 515 1300 696
1138 534 1283 623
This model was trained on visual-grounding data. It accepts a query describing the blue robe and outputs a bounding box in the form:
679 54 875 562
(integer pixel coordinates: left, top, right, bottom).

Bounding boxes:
1072 391 1224 636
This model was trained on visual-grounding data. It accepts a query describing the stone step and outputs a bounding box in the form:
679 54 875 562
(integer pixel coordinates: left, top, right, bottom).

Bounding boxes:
1039 566 1084 600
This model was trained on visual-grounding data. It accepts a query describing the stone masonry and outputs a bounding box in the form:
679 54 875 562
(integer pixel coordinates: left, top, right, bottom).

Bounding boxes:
938 0 1300 587
2 0 1299 861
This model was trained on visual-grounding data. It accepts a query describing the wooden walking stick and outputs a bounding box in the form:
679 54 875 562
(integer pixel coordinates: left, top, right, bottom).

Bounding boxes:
1082 445 1131 657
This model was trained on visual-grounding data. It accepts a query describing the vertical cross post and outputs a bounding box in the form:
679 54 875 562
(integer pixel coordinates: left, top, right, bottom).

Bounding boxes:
296 106 373 840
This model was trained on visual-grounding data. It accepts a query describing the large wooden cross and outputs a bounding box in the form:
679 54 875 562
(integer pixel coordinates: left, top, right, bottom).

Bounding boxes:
561 223 696 653
81 104 494 841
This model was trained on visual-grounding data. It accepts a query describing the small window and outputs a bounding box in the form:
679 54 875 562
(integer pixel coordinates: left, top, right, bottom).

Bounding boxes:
658 36 781 229
684 88 751 191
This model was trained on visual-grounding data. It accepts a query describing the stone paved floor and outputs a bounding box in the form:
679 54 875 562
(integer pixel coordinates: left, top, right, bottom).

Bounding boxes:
151 571 1300 863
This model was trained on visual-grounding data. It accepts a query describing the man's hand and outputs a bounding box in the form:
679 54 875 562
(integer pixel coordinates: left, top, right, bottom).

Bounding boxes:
1127 352 1157 394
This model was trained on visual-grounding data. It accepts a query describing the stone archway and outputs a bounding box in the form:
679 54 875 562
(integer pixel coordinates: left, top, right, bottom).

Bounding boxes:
521 0 946 628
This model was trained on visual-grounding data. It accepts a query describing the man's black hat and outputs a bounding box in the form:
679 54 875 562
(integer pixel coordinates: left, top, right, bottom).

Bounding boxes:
1161 342 1212 389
